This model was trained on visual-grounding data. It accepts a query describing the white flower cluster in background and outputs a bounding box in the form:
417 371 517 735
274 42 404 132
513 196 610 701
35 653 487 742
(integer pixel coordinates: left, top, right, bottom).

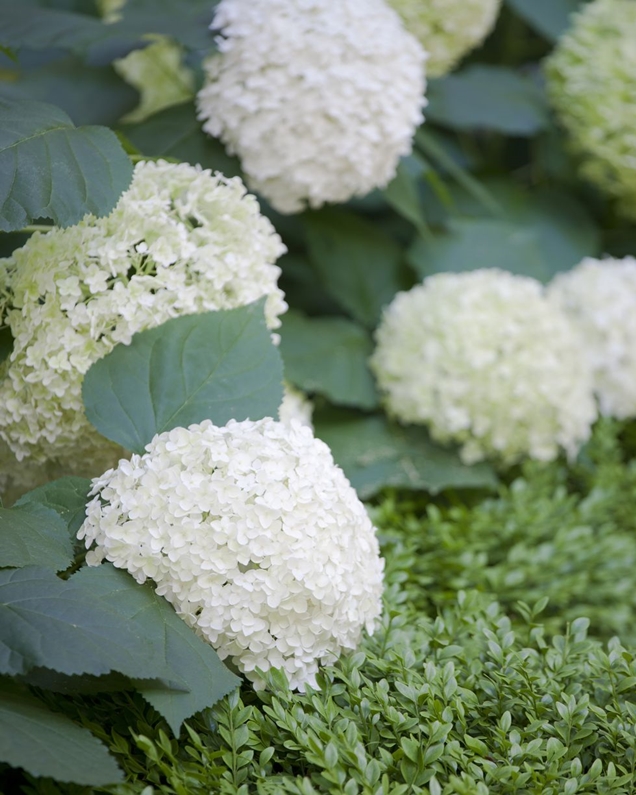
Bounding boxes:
387 0 502 77
370 269 597 465
545 0 636 219
548 257 636 420
197 0 426 214
0 160 287 480
79 418 384 690
114 37 195 123
279 384 314 429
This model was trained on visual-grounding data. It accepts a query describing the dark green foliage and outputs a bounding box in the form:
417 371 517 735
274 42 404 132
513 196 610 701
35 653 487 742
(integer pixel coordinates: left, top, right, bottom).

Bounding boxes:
314 408 498 499
0 98 133 231
303 209 406 328
279 311 378 410
120 104 242 177
0 503 74 571
427 65 549 135
0 679 124 786
15 477 92 536
83 301 284 454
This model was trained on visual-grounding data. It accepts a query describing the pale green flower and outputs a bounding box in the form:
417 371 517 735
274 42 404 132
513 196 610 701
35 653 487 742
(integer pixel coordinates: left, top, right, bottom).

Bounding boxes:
549 257 636 420
0 161 286 481
546 0 636 218
370 269 597 466
387 0 502 77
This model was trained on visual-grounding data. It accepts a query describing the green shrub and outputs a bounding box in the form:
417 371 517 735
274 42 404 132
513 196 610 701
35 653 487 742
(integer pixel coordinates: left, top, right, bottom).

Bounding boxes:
373 419 636 644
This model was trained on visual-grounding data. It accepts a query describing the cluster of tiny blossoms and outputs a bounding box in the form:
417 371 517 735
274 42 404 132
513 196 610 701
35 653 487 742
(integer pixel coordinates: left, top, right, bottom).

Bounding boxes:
79 418 384 690
387 0 501 77
370 270 597 465
279 384 314 429
545 0 636 219
549 257 636 420
0 160 286 478
197 0 426 214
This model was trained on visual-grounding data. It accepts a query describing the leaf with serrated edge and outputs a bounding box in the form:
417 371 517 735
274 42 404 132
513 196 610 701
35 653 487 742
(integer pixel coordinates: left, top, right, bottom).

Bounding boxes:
16 477 92 536
0 566 164 678
0 98 133 231
83 300 284 455
0 504 73 571
279 311 378 410
0 678 123 786
72 565 240 733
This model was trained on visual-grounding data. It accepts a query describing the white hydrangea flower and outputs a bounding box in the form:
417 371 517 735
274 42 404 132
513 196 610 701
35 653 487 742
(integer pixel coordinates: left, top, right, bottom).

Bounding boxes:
0 160 287 479
279 384 313 429
545 0 636 219
79 418 384 690
196 0 427 214
114 37 195 123
387 0 501 77
548 257 636 420
370 269 597 465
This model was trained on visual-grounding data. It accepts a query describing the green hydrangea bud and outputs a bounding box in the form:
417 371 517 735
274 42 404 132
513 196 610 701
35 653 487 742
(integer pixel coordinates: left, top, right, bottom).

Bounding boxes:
546 0 636 219
386 0 502 77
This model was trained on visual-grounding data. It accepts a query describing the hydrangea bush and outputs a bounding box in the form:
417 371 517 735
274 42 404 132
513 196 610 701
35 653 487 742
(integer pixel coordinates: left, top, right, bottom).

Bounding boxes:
196 0 426 213
4 0 636 791
0 160 286 486
79 418 384 690
370 269 597 465
387 0 502 77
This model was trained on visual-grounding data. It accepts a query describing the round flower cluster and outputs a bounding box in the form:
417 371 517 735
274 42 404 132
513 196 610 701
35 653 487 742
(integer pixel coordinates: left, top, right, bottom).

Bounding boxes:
0 160 287 477
545 0 636 219
387 0 502 77
79 418 385 690
279 384 314 429
548 257 636 420
196 0 426 214
370 269 597 465
114 37 195 123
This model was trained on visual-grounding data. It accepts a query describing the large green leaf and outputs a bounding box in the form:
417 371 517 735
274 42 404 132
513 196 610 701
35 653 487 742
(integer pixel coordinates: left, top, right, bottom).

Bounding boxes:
408 186 600 283
83 302 284 455
314 409 498 500
279 311 379 410
0 679 123 785
15 477 92 536
0 0 217 66
426 66 549 136
73 565 240 734
303 210 406 328
506 0 582 41
0 98 133 231
0 504 73 571
0 566 161 678
120 103 241 177
0 57 139 126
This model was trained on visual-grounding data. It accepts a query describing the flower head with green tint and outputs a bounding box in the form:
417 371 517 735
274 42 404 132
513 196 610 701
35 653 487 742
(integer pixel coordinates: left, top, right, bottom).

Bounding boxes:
387 0 502 77
370 269 597 465
0 161 286 489
549 257 636 420
545 0 636 219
